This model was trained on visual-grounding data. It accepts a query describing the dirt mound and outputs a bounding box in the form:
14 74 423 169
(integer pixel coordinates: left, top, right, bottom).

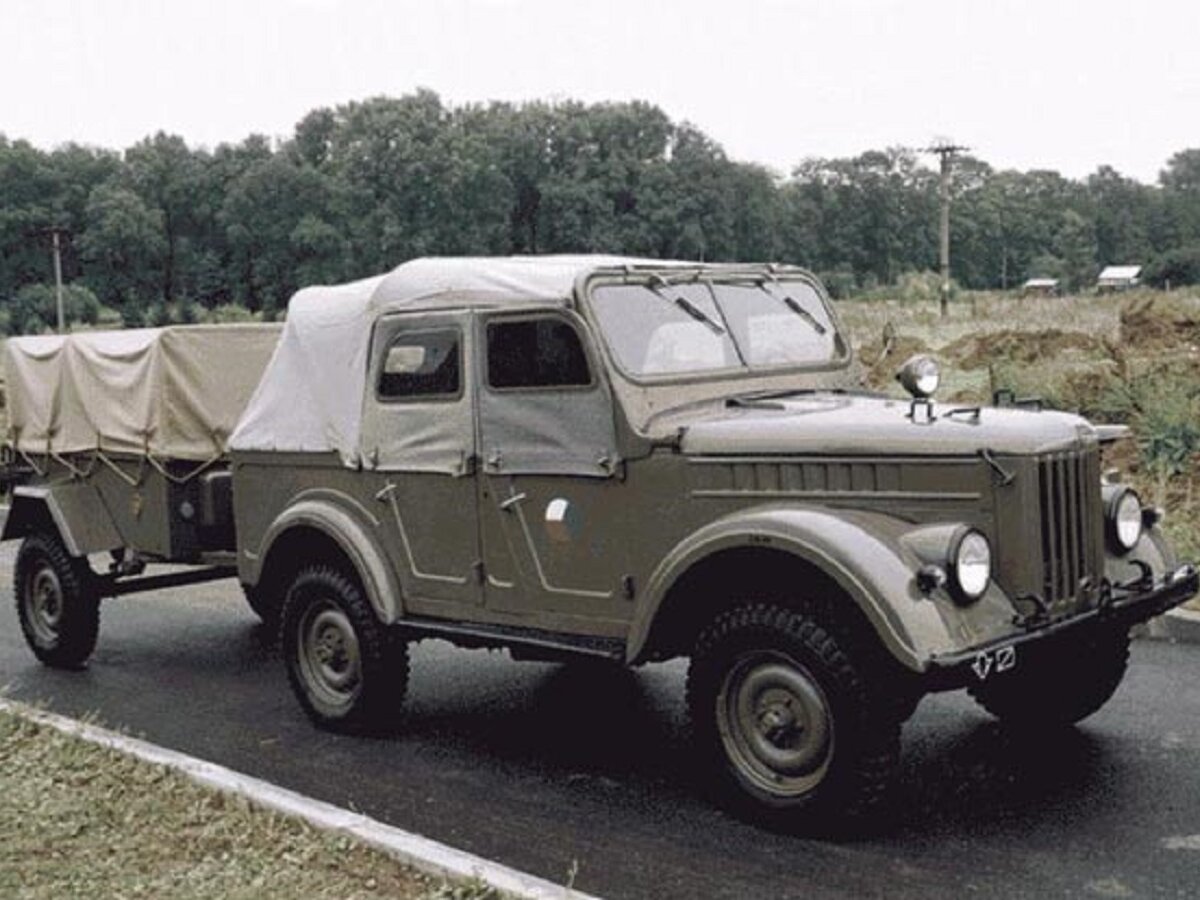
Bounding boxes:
1119 295 1200 351
942 329 1103 370
858 334 932 389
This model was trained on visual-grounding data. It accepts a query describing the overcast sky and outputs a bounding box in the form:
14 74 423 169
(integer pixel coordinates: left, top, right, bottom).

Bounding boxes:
2 0 1197 183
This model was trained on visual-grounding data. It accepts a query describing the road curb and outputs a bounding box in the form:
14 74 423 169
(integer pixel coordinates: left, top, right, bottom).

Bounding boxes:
1142 608 1200 645
0 699 598 900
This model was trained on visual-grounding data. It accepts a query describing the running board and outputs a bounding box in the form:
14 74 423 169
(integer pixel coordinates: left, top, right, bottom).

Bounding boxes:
398 617 626 662
98 565 237 598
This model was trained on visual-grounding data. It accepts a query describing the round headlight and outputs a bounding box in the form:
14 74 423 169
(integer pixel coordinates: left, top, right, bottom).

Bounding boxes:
1111 489 1143 552
952 529 992 601
897 355 941 398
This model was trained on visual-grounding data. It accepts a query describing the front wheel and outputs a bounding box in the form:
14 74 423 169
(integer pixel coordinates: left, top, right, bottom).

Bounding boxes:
687 603 900 827
280 565 409 733
14 532 100 669
969 625 1131 728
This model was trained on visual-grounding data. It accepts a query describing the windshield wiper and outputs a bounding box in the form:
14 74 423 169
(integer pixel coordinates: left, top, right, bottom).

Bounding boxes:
647 276 725 335
760 278 827 335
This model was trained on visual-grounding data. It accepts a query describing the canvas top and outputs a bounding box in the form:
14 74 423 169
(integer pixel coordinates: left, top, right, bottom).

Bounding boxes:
5 324 282 461
229 255 681 469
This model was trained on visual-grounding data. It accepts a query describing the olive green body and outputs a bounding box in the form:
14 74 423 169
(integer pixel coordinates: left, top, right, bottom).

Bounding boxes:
226 278 1189 681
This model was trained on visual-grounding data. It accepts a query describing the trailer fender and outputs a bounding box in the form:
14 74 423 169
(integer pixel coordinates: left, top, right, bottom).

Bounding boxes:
2 484 122 556
246 496 403 624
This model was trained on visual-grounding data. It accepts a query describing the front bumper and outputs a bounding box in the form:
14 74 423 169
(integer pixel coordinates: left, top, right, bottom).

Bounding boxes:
925 563 1199 691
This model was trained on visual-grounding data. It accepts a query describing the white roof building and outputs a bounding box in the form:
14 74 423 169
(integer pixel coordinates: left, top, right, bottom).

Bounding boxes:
1022 277 1059 290
1097 265 1141 287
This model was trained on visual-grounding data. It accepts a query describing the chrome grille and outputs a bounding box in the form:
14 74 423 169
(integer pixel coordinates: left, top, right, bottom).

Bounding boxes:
1037 447 1101 604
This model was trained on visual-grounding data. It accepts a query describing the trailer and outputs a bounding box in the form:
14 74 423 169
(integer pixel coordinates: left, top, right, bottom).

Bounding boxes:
2 324 282 665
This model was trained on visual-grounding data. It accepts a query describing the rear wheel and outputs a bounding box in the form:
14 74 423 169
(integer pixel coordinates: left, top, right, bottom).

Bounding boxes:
969 625 1131 727
14 532 100 669
687 603 900 827
280 565 408 733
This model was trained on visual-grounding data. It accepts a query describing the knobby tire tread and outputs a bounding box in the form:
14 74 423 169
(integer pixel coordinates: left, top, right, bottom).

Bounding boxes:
686 602 900 829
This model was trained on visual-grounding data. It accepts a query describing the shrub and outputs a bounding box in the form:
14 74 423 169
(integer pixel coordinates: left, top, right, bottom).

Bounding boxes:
203 303 260 324
7 283 104 334
1144 244 1200 288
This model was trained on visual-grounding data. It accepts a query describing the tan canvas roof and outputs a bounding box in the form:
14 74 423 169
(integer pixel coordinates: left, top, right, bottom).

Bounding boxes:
230 255 858 466
230 256 665 466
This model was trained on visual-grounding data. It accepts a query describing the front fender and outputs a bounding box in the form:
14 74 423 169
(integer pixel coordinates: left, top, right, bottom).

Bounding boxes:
1107 520 1178 586
245 492 403 623
628 505 1011 671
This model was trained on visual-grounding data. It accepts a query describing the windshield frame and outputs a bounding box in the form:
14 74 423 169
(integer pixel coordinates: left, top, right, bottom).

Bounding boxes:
577 266 853 387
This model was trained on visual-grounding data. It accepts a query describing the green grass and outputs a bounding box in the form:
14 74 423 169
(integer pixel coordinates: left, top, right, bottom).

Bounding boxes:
0 709 498 900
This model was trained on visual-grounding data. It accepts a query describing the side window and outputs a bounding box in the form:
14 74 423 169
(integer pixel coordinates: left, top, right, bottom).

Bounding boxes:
486 318 592 389
378 329 460 400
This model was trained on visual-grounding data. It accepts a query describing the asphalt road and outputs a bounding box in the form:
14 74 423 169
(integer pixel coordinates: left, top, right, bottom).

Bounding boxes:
2 544 1200 899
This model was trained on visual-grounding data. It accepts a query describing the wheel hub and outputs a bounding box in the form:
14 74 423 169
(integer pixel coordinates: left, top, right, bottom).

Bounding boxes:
299 602 361 700
25 566 65 644
717 653 834 797
757 691 802 745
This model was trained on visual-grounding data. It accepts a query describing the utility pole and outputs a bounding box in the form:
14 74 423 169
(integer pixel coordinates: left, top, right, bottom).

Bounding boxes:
49 226 67 333
35 225 71 332
923 141 969 317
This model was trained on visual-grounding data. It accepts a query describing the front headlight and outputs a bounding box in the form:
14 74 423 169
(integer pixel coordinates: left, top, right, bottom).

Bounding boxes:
951 528 991 602
1106 487 1143 553
896 354 941 398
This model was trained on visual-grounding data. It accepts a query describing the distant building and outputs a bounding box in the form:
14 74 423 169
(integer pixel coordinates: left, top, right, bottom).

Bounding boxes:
1097 265 1141 292
1021 277 1060 297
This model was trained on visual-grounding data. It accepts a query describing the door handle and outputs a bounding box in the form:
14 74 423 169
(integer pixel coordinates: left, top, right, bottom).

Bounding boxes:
499 492 527 512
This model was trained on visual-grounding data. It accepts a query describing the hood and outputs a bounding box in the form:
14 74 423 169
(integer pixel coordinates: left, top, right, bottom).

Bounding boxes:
679 394 1096 457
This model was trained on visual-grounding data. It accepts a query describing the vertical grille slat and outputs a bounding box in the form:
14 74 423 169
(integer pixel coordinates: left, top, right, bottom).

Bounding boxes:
1066 455 1081 592
1040 459 1056 601
1037 446 1101 608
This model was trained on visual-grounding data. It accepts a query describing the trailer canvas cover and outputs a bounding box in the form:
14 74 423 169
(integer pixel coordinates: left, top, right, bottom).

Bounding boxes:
4 325 282 462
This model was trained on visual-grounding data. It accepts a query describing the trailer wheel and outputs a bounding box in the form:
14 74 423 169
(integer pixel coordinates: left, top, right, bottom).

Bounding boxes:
14 531 100 669
687 603 900 828
280 564 408 733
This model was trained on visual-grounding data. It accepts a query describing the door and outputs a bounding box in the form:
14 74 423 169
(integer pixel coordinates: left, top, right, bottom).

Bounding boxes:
475 309 633 634
360 311 482 611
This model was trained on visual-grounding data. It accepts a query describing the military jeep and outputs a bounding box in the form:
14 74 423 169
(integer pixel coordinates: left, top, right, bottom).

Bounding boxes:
5 256 1197 826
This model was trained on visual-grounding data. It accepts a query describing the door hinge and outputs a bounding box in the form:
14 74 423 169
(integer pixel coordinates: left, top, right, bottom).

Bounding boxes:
462 452 479 476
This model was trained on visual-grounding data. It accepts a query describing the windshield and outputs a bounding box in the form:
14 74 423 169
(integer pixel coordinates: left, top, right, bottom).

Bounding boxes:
588 278 844 378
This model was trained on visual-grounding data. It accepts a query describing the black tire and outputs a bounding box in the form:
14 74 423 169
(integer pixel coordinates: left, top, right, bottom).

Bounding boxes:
969 625 1131 728
687 603 900 827
280 565 409 734
14 531 100 669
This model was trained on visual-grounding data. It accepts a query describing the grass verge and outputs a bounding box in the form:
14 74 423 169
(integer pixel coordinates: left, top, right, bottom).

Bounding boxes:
0 708 498 900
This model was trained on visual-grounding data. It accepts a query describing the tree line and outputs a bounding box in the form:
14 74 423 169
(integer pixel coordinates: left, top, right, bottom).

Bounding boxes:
4 89 1200 334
